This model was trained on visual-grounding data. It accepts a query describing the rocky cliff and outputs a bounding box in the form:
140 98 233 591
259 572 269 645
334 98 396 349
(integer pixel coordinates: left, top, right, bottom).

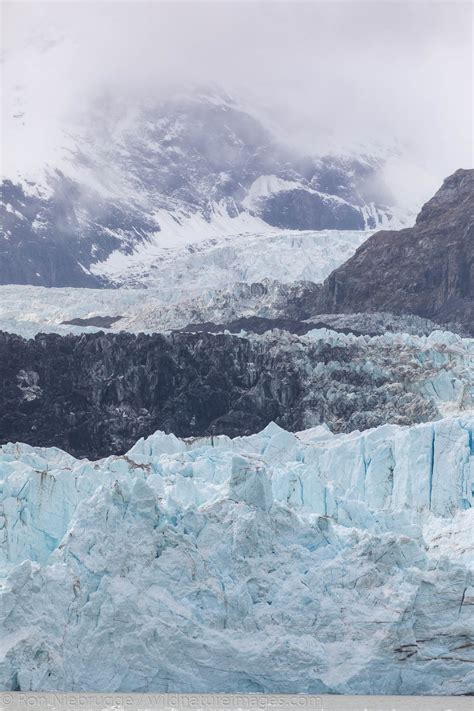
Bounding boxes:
315 169 474 334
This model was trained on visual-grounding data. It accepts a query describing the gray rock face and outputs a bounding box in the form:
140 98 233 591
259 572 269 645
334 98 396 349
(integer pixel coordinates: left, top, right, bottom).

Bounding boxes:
0 181 104 288
259 188 364 230
314 169 474 334
1 327 471 459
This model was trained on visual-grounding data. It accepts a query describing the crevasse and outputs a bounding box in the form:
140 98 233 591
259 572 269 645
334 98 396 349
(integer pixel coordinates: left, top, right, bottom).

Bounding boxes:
0 416 473 694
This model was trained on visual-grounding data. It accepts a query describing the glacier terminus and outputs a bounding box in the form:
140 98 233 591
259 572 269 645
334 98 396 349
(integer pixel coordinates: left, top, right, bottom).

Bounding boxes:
0 416 473 694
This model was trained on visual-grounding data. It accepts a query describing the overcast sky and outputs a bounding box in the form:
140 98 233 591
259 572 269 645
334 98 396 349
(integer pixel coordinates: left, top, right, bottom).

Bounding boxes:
2 1 472 203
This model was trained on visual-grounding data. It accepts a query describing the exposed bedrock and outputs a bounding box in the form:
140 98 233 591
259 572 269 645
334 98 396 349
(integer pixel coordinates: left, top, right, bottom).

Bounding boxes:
313 169 474 335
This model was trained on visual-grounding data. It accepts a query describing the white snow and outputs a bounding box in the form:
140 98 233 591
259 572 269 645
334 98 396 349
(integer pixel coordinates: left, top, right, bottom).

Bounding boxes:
0 228 373 333
86 227 372 287
241 175 307 211
242 174 357 214
0 416 473 693
92 204 276 282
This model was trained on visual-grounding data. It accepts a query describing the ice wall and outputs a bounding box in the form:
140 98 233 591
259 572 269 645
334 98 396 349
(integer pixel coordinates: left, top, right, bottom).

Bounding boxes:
0 417 473 694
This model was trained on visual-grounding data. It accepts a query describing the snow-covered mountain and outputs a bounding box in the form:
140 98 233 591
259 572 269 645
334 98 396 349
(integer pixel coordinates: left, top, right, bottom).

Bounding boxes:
1 415 473 693
1 88 411 288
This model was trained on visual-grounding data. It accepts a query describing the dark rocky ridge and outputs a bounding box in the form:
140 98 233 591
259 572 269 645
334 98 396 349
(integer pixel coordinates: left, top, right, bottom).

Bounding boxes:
177 316 370 337
313 169 474 335
61 315 124 328
258 188 364 230
177 313 456 338
0 329 445 459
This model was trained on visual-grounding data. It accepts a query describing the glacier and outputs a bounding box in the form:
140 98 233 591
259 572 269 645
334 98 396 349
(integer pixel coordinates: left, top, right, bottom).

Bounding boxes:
0 277 463 342
90 227 373 289
0 229 373 337
1 415 473 694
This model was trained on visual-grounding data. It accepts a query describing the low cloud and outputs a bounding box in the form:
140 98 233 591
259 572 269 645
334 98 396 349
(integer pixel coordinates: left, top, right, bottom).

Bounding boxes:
2 1 472 204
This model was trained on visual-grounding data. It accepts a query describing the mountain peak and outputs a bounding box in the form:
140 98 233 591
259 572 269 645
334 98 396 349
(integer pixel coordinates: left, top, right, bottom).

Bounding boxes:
416 167 473 226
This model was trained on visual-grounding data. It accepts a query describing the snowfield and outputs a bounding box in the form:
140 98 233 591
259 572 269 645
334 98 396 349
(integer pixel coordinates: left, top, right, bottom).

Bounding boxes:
0 416 473 693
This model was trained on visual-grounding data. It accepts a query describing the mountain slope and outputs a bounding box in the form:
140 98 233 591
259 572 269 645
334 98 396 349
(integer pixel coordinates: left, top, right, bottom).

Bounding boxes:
1 181 106 287
1 89 407 287
315 169 474 334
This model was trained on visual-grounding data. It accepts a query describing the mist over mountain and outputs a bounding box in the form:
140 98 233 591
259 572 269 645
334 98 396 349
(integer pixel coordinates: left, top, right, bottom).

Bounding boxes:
2 1 471 288
1 87 410 288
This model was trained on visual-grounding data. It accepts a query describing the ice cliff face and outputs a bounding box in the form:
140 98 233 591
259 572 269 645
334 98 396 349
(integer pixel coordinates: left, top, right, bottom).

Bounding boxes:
1 328 472 459
0 416 473 693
